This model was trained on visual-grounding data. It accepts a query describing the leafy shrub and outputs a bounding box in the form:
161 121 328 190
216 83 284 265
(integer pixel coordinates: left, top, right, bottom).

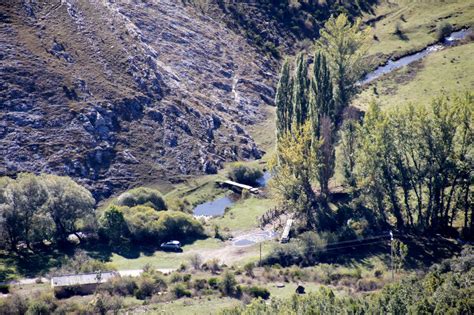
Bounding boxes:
117 187 167 211
244 286 270 300
92 293 123 315
374 269 384 278
208 277 220 289
193 278 208 291
170 273 183 283
264 231 340 267
203 258 221 274
99 276 137 296
312 264 334 284
226 250 474 314
123 208 205 243
52 250 111 275
135 277 156 299
437 22 453 41
356 278 380 291
244 262 255 277
228 164 263 186
183 274 192 282
0 294 28 315
289 266 307 281
298 231 328 265
131 271 167 300
26 301 50 315
220 271 237 296
172 284 192 298
263 241 302 267
189 254 203 270
214 225 231 241
178 262 188 272
347 219 370 238
167 198 192 213
0 266 16 283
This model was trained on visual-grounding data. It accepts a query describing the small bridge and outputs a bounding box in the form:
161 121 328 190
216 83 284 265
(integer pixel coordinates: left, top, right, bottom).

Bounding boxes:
218 180 260 194
280 218 293 243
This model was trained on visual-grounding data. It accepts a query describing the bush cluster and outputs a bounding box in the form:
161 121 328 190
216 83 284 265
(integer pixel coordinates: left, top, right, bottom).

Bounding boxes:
437 22 453 41
224 248 474 314
51 250 111 276
264 231 332 266
228 164 263 186
116 187 167 211
98 270 168 301
99 206 205 245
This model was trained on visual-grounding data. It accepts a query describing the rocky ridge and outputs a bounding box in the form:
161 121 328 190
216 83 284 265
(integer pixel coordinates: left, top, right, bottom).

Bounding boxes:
0 0 277 199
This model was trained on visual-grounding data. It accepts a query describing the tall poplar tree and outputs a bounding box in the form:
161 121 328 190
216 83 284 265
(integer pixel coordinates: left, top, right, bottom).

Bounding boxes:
292 53 310 128
318 14 370 118
275 59 293 138
310 51 335 197
310 51 334 125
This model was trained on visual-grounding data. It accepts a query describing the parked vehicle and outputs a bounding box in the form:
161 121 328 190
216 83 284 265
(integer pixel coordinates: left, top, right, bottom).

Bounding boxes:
160 240 182 252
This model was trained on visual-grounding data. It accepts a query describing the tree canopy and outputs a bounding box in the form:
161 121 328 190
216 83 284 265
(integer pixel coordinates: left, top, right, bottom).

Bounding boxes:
353 94 473 234
0 174 95 251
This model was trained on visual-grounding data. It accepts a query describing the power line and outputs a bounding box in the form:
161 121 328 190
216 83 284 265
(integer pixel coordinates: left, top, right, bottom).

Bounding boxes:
300 239 388 255
325 233 390 247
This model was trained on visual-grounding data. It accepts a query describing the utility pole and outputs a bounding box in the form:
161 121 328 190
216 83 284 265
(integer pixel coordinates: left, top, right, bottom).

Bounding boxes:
390 231 394 281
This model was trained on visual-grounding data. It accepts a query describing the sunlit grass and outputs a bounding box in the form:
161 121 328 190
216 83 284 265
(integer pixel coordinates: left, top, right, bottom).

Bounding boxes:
356 42 474 109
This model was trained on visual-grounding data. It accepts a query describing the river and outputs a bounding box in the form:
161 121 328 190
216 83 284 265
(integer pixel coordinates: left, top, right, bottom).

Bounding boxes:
193 171 270 217
361 28 471 85
192 29 472 217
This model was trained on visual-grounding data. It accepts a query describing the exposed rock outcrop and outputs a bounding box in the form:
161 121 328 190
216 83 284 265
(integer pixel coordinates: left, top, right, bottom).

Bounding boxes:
0 0 277 199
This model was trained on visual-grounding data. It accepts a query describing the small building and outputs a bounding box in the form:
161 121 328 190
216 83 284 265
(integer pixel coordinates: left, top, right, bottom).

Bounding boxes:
51 271 118 298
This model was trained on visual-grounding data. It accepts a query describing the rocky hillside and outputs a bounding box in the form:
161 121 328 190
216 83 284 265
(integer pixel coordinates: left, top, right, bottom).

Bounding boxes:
0 0 277 199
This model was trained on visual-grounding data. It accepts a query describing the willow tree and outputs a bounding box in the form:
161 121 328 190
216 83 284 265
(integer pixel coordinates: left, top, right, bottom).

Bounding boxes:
1 174 49 250
318 14 370 117
41 174 95 243
0 174 95 251
275 59 293 138
354 94 473 233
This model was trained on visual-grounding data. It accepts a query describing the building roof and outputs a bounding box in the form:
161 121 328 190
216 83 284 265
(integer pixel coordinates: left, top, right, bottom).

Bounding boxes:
51 271 118 287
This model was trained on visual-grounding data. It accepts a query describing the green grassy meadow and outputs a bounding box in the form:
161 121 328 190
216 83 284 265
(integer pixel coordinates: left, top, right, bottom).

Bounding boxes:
365 0 474 62
355 41 474 109
213 197 277 232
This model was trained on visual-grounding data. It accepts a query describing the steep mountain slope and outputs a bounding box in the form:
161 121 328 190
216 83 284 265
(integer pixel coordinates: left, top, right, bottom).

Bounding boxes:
0 0 277 199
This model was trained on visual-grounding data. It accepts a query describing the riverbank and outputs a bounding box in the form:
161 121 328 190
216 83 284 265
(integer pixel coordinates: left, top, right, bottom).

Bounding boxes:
363 0 474 68
355 40 474 109
361 28 472 84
